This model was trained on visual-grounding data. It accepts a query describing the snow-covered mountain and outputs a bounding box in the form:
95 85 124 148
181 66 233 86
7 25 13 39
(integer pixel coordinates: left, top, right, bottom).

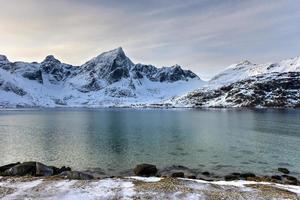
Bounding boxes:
0 48 203 107
209 57 300 87
172 57 300 108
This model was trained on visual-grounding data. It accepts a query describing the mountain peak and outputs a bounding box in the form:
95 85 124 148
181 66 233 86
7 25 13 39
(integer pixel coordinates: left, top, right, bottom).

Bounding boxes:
42 55 61 64
0 55 9 63
97 47 126 59
237 60 252 66
89 47 134 69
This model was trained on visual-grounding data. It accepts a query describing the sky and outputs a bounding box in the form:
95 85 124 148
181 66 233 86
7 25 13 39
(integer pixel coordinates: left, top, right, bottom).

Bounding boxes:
0 0 300 80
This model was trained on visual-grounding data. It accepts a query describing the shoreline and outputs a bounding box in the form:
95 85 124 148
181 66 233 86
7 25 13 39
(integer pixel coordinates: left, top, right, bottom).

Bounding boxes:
1 175 300 199
1 162 299 186
1 162 300 199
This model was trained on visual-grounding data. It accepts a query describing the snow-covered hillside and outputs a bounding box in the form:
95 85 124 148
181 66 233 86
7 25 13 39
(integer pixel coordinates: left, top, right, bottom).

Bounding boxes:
209 57 300 87
172 57 300 108
0 48 203 108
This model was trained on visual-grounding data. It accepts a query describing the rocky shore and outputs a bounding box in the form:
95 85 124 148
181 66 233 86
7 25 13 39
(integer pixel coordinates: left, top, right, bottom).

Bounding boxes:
1 162 300 199
0 161 299 186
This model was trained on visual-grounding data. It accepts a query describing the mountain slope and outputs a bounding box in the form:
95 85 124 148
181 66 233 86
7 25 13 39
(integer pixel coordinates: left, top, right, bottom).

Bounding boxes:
0 48 203 108
172 57 300 108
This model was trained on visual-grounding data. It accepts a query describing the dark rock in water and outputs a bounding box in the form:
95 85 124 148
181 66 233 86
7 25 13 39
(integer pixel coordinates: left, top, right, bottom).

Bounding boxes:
171 172 184 178
282 175 298 185
51 166 60 175
231 172 241 176
202 171 210 176
60 171 94 180
187 175 196 179
271 175 282 181
0 162 20 173
36 162 53 176
59 166 71 173
133 164 157 177
240 173 256 179
224 174 240 181
278 168 290 174
51 166 72 175
1 162 66 177
5 162 37 176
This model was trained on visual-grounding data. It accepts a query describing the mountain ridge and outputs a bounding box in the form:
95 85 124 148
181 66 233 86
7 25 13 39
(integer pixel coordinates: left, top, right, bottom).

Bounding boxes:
0 47 203 108
171 56 300 108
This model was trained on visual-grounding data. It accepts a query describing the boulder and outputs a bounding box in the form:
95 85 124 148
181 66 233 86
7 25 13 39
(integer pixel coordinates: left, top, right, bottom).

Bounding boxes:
5 162 36 176
187 175 196 179
60 171 94 180
0 162 20 174
133 164 157 177
282 175 298 185
51 166 72 175
278 168 290 174
224 174 239 181
240 173 256 179
59 166 72 173
171 172 184 178
271 175 282 181
202 171 210 176
2 162 60 177
36 162 53 176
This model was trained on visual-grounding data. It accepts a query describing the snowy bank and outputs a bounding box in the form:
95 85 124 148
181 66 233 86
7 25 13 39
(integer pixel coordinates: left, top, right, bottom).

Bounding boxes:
0 176 299 199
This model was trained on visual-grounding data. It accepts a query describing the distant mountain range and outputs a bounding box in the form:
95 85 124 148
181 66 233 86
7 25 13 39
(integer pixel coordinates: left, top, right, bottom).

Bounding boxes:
0 48 299 108
0 48 203 107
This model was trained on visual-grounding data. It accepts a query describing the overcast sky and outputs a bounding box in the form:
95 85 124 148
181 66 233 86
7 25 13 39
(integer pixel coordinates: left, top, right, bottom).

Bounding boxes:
0 0 300 79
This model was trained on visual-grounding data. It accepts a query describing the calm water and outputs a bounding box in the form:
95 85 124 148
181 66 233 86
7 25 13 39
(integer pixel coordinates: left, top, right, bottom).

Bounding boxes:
0 109 299 177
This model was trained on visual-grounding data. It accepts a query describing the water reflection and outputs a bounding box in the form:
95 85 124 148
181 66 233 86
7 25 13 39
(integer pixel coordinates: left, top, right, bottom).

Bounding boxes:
0 108 299 177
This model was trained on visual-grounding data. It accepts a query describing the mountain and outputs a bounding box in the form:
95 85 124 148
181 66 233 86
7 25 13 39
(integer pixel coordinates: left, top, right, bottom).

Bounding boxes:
0 48 203 108
171 57 300 108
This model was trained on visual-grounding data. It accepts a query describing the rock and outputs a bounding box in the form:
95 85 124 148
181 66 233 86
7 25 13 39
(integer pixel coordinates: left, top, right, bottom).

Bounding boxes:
60 171 94 180
187 175 196 179
171 172 184 178
282 175 298 185
202 171 210 176
36 162 53 176
133 164 157 177
50 166 60 175
278 168 290 174
240 173 256 179
5 162 37 176
59 166 71 173
224 174 240 181
0 162 20 174
271 175 282 181
51 166 71 175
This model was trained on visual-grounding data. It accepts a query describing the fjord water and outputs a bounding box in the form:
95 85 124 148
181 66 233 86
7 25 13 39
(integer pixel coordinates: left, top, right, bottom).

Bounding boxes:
0 109 299 177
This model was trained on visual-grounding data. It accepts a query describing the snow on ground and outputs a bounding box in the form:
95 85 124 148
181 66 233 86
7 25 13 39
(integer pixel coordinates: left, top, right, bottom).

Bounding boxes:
0 176 299 199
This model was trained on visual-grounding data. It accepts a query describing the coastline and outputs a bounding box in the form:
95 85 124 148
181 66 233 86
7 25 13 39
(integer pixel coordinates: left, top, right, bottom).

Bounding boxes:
1 176 300 199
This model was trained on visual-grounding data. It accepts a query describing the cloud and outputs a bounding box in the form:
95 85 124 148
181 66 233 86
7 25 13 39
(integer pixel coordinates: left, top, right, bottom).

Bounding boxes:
0 0 299 79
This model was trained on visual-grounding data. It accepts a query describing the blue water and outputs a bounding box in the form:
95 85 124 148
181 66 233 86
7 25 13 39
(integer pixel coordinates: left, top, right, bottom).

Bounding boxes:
0 108 299 177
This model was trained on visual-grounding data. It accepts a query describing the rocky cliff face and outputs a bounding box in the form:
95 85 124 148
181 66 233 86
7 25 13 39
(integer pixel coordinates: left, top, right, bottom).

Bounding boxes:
0 47 203 107
172 57 300 108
